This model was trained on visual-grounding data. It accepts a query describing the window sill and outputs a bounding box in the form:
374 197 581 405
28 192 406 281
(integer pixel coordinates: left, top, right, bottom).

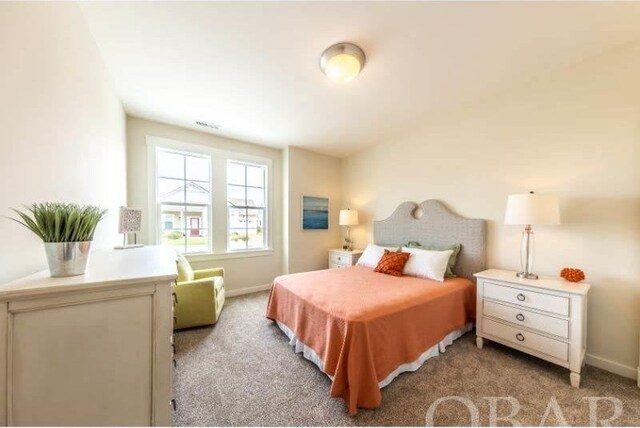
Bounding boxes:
185 249 274 263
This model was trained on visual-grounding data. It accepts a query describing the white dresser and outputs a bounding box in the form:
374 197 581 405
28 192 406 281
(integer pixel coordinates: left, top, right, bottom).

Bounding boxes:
0 246 177 426
474 269 590 387
328 249 363 268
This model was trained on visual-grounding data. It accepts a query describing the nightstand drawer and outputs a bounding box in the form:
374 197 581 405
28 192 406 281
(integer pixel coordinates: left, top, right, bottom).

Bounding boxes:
330 253 351 265
328 249 362 269
483 318 568 362
484 300 569 339
484 281 569 316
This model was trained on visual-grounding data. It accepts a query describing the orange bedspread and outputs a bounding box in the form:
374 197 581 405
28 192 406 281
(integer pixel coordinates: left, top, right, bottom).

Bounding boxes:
265 265 475 414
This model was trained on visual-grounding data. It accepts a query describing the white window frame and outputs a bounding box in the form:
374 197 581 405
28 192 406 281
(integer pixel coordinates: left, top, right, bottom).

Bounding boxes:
226 159 269 252
146 135 273 260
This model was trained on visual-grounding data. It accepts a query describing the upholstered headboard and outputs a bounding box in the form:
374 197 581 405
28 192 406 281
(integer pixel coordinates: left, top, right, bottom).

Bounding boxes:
373 200 486 282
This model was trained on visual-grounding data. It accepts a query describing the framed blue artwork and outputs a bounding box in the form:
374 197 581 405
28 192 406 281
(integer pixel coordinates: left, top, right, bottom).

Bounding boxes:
301 196 329 230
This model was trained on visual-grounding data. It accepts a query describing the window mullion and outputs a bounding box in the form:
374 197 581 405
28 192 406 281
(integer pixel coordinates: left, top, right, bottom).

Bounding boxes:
244 165 248 249
210 157 213 254
183 154 187 254
262 167 266 248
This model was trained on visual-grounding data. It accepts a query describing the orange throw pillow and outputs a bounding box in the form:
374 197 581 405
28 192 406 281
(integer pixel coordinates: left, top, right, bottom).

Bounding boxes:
374 249 411 277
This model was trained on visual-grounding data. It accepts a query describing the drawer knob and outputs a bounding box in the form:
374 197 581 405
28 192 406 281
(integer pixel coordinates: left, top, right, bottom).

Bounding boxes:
516 293 526 301
516 333 525 342
172 292 178 304
516 313 525 322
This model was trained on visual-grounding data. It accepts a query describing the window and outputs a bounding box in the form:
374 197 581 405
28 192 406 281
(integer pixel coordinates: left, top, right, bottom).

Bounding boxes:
156 148 211 254
149 135 271 257
162 214 174 231
227 161 267 250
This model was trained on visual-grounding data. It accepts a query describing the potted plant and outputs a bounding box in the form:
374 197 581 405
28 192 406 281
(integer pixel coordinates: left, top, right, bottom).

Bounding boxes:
10 203 107 277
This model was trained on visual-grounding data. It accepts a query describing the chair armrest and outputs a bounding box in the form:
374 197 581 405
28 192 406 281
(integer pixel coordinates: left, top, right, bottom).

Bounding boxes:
174 277 216 300
193 268 224 280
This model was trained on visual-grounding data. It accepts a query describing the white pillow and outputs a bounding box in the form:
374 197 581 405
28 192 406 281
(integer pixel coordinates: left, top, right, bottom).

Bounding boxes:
401 247 454 282
356 244 398 268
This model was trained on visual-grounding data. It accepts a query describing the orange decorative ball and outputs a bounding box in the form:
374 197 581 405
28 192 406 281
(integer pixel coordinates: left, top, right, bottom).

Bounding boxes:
560 268 585 283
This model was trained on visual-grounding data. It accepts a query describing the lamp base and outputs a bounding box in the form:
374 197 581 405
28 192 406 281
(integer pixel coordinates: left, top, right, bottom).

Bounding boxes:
345 226 353 251
114 244 144 250
114 233 143 250
516 272 538 280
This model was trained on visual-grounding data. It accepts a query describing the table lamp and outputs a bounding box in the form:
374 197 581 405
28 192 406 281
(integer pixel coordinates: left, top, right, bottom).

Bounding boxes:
504 191 560 279
339 209 359 251
114 207 144 250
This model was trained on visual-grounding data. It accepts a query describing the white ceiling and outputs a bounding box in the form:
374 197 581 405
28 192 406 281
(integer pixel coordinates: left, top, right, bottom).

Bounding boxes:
79 2 640 158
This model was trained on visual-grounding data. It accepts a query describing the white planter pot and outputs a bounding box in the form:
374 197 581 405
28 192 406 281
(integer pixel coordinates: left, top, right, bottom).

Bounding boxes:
43 241 93 277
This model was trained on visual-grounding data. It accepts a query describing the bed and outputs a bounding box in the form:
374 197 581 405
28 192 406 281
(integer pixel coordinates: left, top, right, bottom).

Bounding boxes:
266 200 486 414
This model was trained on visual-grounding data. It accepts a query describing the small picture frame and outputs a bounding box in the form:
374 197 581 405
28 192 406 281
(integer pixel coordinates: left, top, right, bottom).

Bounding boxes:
301 196 329 230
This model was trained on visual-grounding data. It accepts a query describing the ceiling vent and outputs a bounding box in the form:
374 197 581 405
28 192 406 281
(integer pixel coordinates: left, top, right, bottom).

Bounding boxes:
195 121 220 130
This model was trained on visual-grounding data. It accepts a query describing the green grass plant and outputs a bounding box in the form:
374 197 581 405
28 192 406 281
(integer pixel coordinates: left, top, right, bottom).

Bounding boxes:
10 203 107 242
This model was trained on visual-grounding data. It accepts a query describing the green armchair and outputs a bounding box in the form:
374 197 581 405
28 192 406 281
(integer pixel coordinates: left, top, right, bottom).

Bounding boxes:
172 254 225 330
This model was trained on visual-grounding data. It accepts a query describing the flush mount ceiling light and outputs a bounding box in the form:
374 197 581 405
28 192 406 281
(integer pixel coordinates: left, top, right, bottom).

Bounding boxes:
319 42 366 83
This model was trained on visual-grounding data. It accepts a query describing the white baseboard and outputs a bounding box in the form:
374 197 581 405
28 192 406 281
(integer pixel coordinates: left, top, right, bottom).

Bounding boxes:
226 283 272 298
586 353 638 381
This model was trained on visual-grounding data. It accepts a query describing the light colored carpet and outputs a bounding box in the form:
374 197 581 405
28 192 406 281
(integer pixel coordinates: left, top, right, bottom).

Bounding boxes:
172 291 640 426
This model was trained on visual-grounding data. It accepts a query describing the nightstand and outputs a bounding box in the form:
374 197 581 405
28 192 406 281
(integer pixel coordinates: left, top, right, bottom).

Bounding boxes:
474 269 590 387
328 249 363 268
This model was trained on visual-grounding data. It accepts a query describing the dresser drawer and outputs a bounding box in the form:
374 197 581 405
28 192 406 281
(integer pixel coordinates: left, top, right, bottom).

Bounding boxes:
330 253 351 265
329 263 345 269
483 281 569 316
483 300 569 339
483 318 568 361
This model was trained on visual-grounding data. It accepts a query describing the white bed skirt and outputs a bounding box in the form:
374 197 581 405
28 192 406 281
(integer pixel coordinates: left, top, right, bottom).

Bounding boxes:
275 320 473 389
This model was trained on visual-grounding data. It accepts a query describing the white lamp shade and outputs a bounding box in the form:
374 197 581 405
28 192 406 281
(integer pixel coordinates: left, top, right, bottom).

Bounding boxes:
118 207 142 233
504 193 560 226
339 209 359 226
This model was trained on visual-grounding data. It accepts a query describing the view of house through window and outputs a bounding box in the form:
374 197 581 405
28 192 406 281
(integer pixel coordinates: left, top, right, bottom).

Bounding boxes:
227 161 266 250
157 148 211 253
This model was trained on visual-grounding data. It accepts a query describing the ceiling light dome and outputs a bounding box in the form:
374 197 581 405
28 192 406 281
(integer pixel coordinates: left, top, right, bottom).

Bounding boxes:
319 42 366 83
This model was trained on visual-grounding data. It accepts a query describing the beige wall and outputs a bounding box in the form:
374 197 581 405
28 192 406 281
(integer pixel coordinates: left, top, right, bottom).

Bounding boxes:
285 147 342 274
126 117 283 292
0 3 127 283
342 42 640 376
